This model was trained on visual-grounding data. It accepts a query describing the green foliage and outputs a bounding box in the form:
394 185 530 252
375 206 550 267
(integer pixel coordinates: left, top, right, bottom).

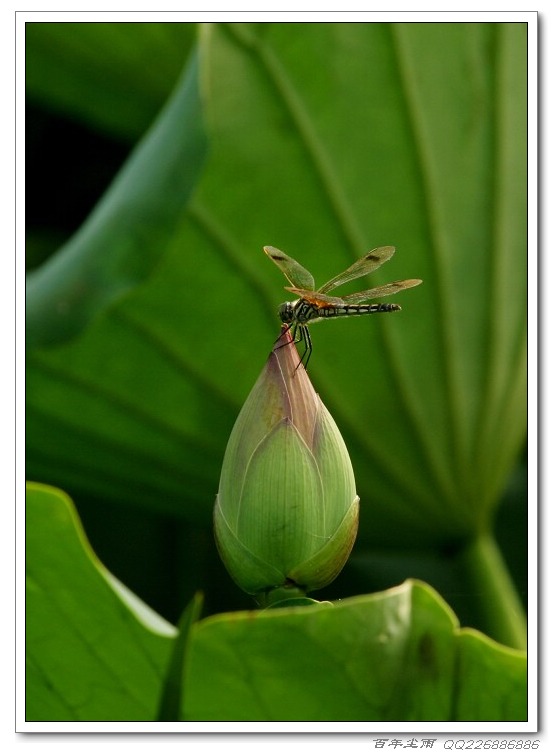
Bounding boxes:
26 483 526 722
25 22 195 141
26 483 175 722
26 46 207 347
25 21 528 721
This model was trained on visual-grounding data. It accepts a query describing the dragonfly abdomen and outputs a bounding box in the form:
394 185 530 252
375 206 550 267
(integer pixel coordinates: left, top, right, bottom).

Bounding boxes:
315 302 401 320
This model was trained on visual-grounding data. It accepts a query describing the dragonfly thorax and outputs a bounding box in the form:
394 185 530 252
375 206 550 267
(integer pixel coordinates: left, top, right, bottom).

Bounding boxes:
279 299 323 325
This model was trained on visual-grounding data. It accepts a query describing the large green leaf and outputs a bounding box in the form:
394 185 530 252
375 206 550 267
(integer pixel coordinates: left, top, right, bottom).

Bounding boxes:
26 22 526 531
25 23 527 639
185 581 526 722
25 482 175 722
25 482 526 723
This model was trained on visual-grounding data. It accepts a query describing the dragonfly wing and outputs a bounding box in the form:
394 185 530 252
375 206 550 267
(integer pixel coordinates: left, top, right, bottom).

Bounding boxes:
340 278 423 303
318 246 396 293
285 287 346 306
264 246 315 290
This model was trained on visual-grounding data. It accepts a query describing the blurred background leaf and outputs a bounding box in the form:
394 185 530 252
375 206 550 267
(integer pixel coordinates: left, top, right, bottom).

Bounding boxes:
26 31 206 346
25 22 195 142
26 22 527 644
25 22 196 271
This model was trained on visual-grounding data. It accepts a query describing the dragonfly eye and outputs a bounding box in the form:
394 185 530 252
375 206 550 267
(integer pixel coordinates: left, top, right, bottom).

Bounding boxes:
278 302 295 324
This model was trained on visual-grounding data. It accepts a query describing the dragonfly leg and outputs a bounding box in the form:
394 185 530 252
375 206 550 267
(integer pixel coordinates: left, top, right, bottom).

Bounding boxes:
272 324 312 372
289 324 311 370
273 323 294 352
298 325 312 370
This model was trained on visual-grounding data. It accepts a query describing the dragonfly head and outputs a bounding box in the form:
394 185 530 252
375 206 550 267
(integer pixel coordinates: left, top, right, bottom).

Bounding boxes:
278 301 296 324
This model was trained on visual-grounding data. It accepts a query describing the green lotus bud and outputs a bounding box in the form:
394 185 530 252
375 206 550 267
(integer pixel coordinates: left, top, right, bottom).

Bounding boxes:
214 327 359 605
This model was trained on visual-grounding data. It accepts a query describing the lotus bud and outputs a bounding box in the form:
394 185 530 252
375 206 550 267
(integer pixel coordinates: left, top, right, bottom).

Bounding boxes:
214 327 359 605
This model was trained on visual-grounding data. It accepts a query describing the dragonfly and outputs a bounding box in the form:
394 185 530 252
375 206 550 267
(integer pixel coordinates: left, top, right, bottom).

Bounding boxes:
264 245 422 368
